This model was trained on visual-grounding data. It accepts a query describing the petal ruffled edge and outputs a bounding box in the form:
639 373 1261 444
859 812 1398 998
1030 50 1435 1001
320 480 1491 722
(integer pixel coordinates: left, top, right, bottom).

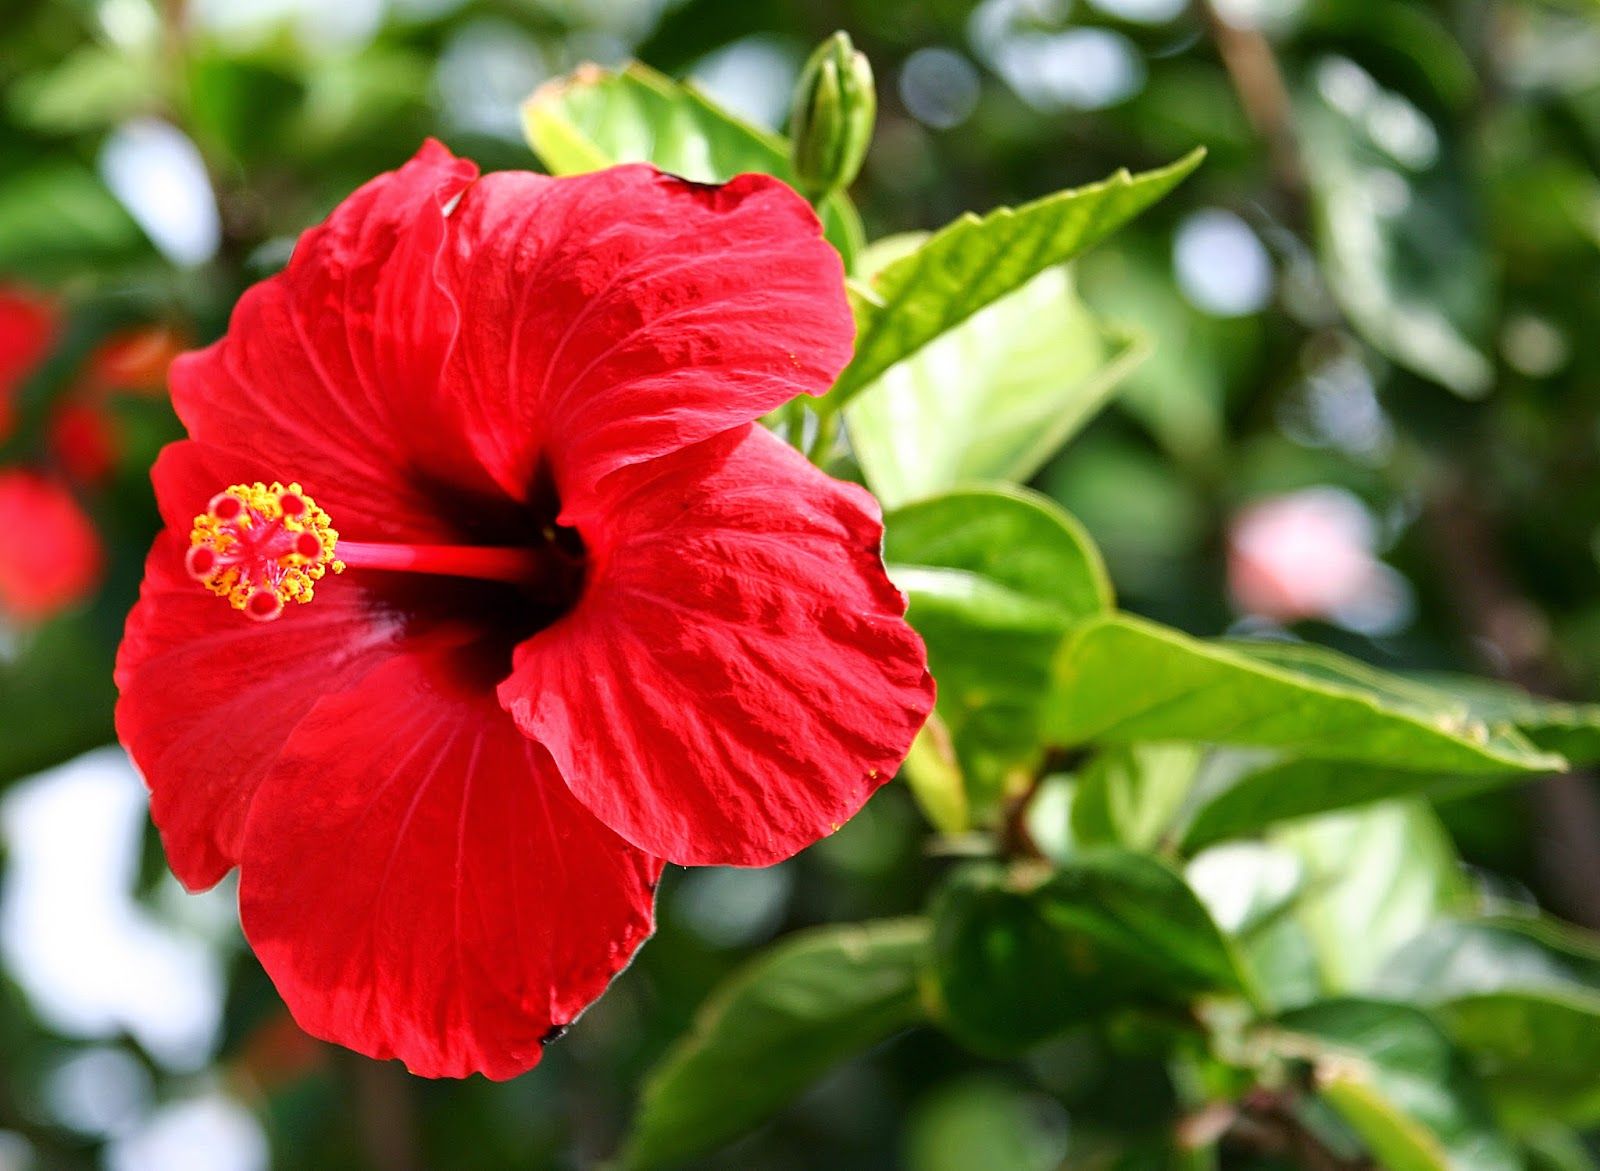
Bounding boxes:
499 426 934 866
167 141 484 543
440 165 854 519
239 644 662 1079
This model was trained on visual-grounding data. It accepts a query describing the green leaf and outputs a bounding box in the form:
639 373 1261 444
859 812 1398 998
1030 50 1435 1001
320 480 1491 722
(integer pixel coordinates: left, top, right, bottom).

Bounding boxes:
621 919 928 1170
827 148 1205 408
1277 802 1470 993
1274 999 1521 1171
904 1077 1069 1171
1376 919 1600 1127
1298 61 1493 398
844 233 1147 508
1045 615 1564 775
890 568 1067 818
1409 673 1600 767
8 46 158 134
930 852 1247 1054
1524 1128 1600 1171
884 485 1112 621
0 614 118 784
1185 842 1306 937
899 715 970 835
885 487 1110 817
1173 645 1574 849
522 61 864 269
0 164 148 279
183 53 306 168
1073 744 1200 850
1180 755 1514 853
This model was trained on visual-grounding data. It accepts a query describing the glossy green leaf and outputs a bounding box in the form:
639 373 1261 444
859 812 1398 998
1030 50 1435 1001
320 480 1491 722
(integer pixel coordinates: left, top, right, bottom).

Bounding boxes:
845 233 1147 508
1046 615 1564 774
1410 673 1600 767
1174 644 1575 848
884 485 1112 621
885 487 1110 817
1275 999 1520 1171
1179 755 1515 853
521 61 864 269
1277 802 1470 993
827 148 1204 408
930 852 1247 1054
1072 743 1199 850
621 919 929 1170
1299 60 1493 397
1376 919 1600 1127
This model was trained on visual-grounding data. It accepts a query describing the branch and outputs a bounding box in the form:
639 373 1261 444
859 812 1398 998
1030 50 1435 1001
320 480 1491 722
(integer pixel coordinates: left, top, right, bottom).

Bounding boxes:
1424 472 1600 932
344 1054 425 1171
1214 1090 1376 1171
1199 2 1306 208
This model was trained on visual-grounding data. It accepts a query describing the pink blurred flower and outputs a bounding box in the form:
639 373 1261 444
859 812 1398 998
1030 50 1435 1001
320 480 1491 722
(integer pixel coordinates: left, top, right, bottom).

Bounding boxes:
1228 487 1410 633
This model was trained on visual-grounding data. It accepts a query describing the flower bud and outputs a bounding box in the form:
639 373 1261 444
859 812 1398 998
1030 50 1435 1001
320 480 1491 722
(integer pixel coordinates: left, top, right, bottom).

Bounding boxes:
788 32 876 200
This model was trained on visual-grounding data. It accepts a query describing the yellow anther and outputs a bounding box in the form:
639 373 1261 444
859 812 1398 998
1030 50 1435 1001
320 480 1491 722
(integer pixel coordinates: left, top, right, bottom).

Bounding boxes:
187 482 344 619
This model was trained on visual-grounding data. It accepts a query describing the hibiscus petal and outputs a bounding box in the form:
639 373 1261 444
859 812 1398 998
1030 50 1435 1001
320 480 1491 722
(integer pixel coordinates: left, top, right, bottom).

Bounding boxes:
239 645 662 1080
499 426 935 866
168 141 484 541
441 165 854 518
116 442 406 890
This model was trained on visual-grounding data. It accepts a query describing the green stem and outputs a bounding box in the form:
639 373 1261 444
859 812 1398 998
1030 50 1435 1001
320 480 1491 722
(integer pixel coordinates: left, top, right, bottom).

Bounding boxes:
806 408 840 467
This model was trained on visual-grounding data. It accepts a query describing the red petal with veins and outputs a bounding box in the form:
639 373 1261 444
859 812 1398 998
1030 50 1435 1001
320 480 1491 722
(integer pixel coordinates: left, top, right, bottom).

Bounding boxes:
168 141 486 542
499 426 935 866
240 645 661 1080
116 442 407 890
440 164 853 518
0 470 102 622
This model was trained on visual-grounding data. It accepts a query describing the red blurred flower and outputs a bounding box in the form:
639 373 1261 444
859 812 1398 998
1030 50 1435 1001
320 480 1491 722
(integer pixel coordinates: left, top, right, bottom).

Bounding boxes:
86 324 187 397
49 399 119 485
0 470 103 623
0 285 59 443
115 142 933 1078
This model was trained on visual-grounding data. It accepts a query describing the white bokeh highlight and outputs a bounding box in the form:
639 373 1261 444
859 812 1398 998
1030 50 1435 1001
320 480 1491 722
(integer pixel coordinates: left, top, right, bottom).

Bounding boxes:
0 747 233 1071
105 1094 268 1171
98 119 221 269
1174 208 1274 317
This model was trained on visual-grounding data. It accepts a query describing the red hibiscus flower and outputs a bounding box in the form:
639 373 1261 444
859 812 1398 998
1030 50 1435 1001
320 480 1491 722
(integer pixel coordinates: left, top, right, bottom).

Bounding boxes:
85 323 187 396
115 142 934 1079
0 470 103 623
49 399 119 485
0 285 59 444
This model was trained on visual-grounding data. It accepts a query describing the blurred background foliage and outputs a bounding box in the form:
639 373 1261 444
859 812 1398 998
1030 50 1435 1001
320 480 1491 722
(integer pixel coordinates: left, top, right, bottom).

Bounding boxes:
4 0 1600 1168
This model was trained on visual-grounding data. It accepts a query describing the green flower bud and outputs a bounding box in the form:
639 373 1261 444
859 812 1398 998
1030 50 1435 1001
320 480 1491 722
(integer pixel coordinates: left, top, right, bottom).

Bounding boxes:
789 31 876 201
